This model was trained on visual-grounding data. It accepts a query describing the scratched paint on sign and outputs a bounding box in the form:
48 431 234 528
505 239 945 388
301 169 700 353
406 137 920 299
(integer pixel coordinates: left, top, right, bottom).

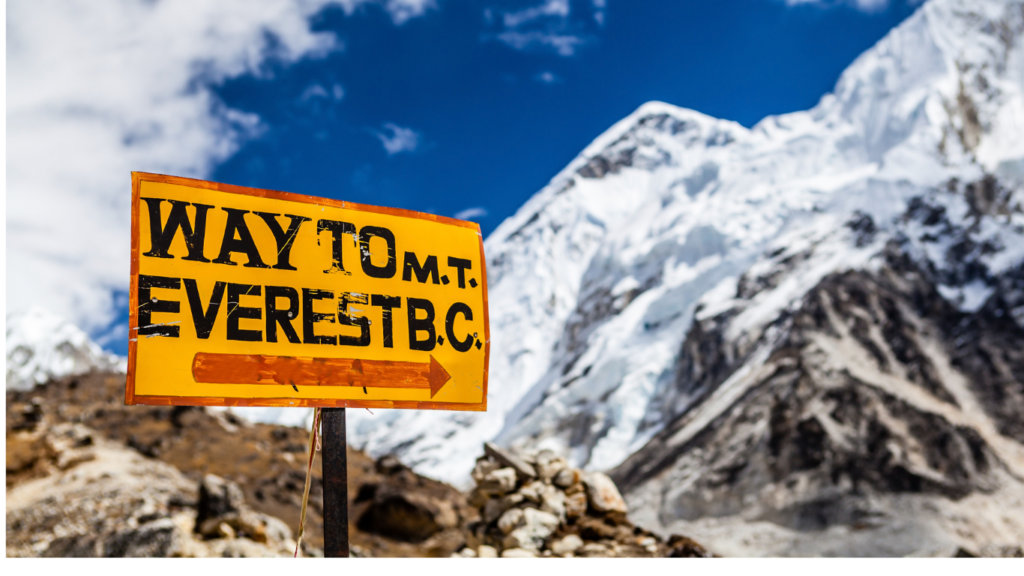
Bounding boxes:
126 172 489 411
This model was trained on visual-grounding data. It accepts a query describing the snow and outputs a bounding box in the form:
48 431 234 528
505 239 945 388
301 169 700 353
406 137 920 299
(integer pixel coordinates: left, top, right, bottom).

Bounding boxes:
6 307 123 391
334 0 1024 485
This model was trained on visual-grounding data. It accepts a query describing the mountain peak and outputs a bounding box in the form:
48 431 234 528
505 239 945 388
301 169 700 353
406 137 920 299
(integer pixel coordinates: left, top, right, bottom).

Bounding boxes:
6 306 123 391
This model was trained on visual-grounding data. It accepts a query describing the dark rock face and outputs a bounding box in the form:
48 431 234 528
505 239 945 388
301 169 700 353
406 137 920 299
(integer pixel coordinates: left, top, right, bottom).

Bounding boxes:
353 453 468 552
357 489 457 542
613 246 1024 556
196 474 247 531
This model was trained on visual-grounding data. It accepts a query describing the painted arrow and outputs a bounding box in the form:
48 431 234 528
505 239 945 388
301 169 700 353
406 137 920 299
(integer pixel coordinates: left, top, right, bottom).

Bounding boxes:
191 352 453 398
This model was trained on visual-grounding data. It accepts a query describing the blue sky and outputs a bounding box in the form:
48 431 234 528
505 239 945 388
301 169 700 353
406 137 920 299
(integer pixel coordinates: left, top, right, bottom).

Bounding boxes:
212 0 918 241
7 0 920 355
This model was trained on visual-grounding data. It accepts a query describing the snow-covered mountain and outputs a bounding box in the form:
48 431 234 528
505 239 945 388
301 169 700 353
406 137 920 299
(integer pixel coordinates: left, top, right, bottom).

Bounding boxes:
8 0 1024 554
6 307 124 391
342 0 1024 494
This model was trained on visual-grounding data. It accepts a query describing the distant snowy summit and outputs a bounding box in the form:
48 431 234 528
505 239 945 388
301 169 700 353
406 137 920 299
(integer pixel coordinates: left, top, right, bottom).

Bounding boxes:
344 0 1024 489
6 307 124 391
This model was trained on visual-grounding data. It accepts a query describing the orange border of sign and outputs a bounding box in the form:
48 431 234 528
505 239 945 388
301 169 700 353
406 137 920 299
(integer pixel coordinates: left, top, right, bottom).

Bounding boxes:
125 172 490 412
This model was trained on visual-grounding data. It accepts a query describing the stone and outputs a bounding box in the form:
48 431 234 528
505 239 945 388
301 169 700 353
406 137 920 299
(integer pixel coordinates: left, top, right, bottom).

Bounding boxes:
550 534 584 556
583 472 627 514
478 467 517 496
216 522 236 540
376 454 408 475
471 458 501 484
539 484 567 521
195 475 246 531
564 491 587 519
477 545 499 558
497 507 524 534
230 510 292 547
535 451 568 483
666 535 711 558
56 447 96 470
518 480 545 503
356 488 458 542
483 492 524 524
577 542 610 557
44 423 94 456
484 442 536 481
501 548 537 558
467 487 490 508
553 468 579 488
104 518 181 557
501 508 559 552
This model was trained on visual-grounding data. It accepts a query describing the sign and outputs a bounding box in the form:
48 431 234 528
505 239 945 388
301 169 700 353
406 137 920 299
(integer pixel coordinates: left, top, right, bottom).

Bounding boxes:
125 172 489 411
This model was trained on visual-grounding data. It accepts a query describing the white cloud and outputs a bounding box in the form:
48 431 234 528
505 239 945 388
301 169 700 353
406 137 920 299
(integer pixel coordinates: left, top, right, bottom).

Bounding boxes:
300 82 346 102
592 0 606 27
332 0 438 25
502 0 569 28
535 71 562 84
497 30 585 57
375 123 421 155
454 207 488 221
384 0 438 25
486 0 598 57
6 0 433 340
783 0 893 12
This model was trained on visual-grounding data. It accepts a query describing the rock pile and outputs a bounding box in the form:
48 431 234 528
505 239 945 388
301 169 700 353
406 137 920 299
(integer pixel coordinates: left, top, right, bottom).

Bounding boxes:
453 442 710 558
6 421 303 557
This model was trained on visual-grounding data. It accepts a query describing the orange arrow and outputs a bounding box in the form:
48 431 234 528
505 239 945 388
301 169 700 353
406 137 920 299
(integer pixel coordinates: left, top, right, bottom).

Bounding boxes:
191 352 452 398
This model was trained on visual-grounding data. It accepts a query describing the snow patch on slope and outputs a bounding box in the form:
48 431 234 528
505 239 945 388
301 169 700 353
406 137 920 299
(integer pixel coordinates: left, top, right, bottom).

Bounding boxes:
6 307 124 391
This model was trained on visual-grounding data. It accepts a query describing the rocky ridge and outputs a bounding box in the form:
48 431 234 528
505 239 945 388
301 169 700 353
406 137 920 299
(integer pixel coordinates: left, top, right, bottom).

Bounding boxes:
6 421 296 557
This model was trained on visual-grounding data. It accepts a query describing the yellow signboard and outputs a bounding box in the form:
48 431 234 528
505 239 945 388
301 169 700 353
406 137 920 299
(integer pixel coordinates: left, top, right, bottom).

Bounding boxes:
126 173 489 411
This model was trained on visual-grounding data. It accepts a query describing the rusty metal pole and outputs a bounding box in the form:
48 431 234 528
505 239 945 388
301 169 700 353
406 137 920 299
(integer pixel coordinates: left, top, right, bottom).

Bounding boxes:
321 407 349 557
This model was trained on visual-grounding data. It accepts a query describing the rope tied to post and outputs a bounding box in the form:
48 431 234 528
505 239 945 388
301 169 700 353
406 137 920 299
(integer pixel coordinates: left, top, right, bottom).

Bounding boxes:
294 407 321 558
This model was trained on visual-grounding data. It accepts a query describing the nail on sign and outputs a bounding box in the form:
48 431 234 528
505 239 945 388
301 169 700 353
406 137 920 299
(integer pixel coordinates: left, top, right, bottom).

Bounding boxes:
126 172 490 411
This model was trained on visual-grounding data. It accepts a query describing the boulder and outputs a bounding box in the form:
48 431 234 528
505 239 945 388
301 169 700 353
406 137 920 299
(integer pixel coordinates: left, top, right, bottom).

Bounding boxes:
518 480 545 503
534 451 568 483
471 458 501 484
539 485 567 521
583 472 627 514
195 474 246 531
484 442 536 481
497 508 524 534
553 467 578 488
477 467 517 496
356 487 458 543
477 544 499 558
666 535 712 558
483 492 524 523
564 490 588 519
103 518 183 557
550 534 584 556
501 508 559 552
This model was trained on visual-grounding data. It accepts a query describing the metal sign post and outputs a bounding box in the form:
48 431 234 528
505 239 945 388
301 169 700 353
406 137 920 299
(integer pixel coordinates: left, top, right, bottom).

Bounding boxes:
321 407 349 557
